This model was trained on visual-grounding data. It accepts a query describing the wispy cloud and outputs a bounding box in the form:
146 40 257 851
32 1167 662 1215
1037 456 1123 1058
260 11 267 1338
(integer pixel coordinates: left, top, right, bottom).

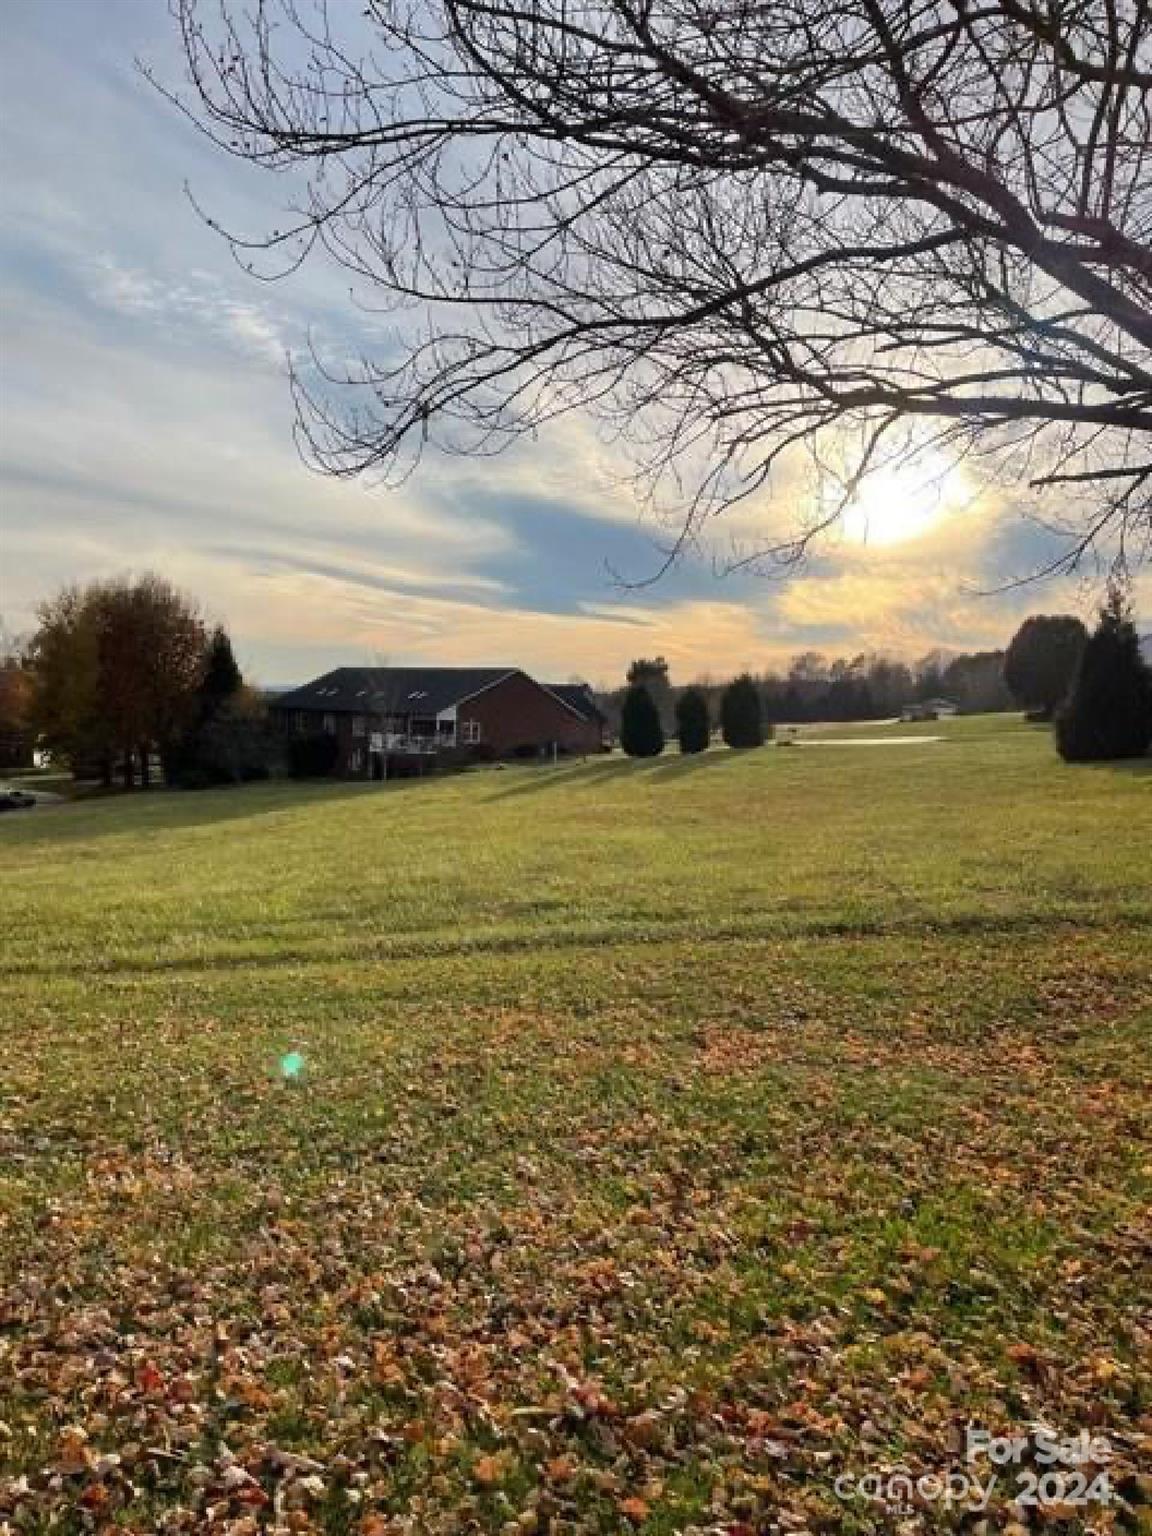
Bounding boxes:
2 0 1143 687
84 254 288 366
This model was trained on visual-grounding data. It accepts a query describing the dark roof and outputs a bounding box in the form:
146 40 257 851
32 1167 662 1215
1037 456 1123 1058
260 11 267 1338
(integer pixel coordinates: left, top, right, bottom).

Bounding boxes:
272 667 518 716
545 683 605 722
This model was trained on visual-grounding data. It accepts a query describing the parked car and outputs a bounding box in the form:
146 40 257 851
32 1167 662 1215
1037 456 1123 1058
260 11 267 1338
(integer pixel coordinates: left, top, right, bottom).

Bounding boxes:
0 787 36 811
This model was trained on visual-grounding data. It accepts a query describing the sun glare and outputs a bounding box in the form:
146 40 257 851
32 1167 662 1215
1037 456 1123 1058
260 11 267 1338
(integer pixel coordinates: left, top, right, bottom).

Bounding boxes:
839 451 966 547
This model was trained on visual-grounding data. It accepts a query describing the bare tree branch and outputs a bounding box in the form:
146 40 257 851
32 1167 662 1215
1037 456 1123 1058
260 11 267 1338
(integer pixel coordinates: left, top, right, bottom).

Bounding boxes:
156 0 1152 571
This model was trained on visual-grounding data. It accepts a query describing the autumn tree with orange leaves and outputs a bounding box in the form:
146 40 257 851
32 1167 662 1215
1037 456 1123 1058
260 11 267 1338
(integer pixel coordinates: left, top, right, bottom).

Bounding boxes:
30 576 208 786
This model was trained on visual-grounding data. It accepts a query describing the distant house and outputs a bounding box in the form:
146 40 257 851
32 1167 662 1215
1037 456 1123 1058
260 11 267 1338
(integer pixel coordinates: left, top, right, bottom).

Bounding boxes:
900 697 960 722
271 666 605 778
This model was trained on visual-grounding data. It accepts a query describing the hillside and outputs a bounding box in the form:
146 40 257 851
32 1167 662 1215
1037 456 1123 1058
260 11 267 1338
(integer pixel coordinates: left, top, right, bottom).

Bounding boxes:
2 716 1150 1534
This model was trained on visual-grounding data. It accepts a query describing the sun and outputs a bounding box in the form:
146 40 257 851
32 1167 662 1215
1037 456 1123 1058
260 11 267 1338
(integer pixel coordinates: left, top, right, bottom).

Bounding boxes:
839 450 967 547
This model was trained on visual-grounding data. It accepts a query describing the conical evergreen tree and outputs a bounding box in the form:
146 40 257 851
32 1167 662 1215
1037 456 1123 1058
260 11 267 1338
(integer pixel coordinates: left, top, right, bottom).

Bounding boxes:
169 626 245 785
720 673 765 747
1056 585 1152 762
675 686 710 754
200 627 243 720
620 682 664 757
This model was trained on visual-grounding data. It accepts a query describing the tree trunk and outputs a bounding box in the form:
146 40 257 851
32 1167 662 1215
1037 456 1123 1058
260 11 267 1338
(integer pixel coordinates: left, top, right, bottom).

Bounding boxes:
100 755 113 788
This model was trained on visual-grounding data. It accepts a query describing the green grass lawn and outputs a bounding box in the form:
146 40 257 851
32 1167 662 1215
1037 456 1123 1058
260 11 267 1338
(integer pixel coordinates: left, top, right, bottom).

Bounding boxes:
1 716 1149 1534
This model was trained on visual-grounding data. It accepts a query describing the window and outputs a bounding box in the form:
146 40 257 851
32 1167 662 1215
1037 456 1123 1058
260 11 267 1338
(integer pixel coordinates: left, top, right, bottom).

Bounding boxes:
322 713 336 734
348 748 363 774
352 715 366 736
462 719 482 744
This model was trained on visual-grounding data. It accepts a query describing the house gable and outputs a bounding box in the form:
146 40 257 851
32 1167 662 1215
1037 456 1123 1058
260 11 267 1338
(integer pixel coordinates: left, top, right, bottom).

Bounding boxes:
457 671 603 756
543 682 606 723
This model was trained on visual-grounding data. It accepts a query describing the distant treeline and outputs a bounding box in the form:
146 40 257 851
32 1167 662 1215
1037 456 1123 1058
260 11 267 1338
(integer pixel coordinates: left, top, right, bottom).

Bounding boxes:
599 648 1011 732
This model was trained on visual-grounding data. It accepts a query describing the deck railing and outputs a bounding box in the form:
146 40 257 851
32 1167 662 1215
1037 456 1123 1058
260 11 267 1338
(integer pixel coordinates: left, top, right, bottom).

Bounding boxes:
379 734 448 755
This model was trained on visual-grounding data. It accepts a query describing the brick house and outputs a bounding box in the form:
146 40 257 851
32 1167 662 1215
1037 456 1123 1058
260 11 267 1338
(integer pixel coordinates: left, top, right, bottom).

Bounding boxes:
272 666 607 778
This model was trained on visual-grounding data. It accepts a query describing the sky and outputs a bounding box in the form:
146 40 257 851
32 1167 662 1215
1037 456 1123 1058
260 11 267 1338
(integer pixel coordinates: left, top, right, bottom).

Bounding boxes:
1 0 1144 689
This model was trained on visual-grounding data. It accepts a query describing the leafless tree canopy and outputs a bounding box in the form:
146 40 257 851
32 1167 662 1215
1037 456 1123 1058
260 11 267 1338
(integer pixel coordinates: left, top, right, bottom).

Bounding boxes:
168 0 1152 568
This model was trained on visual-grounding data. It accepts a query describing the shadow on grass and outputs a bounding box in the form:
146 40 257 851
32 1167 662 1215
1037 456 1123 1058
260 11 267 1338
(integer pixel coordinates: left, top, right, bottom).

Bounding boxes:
486 748 736 800
1082 755 1152 778
0 777 405 846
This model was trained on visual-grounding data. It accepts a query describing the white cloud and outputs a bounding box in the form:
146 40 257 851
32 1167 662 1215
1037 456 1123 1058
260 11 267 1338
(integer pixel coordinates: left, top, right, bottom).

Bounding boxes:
83 253 289 366
2 0 1144 691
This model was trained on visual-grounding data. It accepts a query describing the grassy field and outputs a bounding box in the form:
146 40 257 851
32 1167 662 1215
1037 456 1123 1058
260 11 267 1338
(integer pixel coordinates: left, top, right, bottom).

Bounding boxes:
1 715 1150 1534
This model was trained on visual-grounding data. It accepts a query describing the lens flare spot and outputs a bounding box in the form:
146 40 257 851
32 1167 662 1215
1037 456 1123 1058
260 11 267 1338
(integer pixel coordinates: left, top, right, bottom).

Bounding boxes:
279 1050 306 1080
